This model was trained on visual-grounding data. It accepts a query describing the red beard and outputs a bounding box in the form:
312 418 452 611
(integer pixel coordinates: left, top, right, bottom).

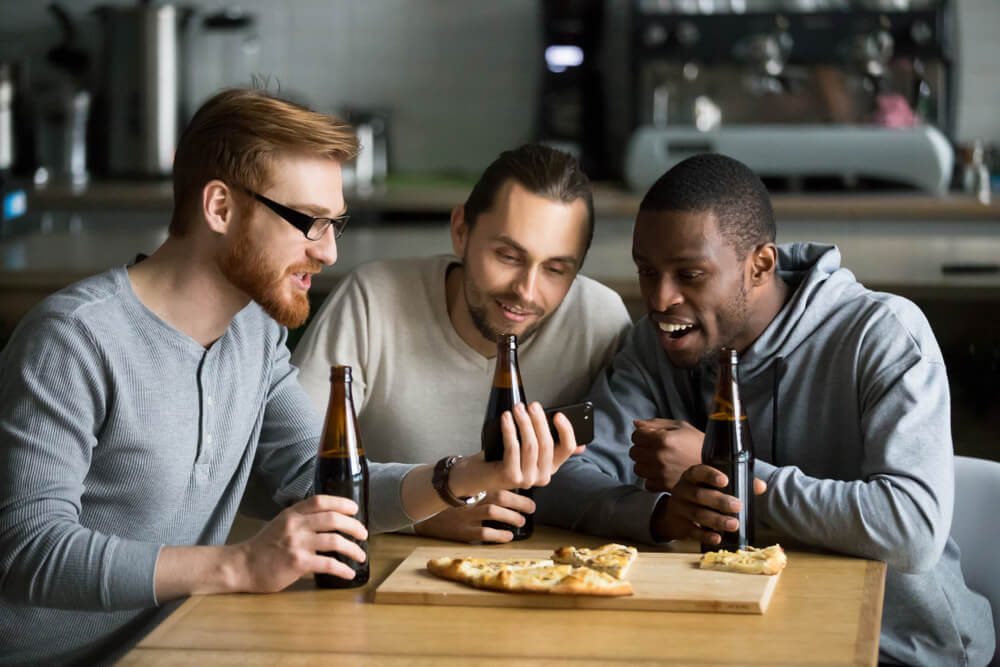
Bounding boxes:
217 224 320 329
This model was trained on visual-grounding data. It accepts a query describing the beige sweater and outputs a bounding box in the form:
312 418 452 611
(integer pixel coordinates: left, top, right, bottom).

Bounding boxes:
291 255 632 465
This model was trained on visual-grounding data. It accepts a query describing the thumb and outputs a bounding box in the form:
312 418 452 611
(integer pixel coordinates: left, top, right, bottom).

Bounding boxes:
633 418 675 430
753 477 767 495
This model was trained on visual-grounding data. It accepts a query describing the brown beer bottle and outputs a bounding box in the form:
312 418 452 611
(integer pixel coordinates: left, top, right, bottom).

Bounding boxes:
700 348 755 554
481 334 533 540
314 365 370 588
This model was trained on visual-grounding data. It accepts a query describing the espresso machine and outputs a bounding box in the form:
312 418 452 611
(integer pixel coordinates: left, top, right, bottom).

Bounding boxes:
624 0 955 194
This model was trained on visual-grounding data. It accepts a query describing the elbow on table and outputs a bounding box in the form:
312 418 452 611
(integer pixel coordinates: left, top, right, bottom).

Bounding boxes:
855 477 949 573
876 517 947 574
883 542 942 573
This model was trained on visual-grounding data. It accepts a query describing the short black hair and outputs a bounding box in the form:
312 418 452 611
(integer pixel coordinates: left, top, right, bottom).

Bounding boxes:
464 144 595 259
639 153 775 257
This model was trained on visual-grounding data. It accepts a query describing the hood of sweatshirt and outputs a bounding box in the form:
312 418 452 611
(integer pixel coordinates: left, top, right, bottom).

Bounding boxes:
675 242 893 466
737 242 863 382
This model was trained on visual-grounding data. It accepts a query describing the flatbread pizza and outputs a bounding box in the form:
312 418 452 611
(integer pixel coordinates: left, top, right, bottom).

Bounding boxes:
699 544 787 575
426 543 638 596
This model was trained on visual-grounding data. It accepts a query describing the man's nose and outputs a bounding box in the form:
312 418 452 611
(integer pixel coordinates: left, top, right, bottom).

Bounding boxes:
512 266 539 302
648 275 682 312
308 227 338 266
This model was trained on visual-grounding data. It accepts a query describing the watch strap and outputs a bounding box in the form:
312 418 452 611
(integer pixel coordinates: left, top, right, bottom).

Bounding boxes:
432 456 479 507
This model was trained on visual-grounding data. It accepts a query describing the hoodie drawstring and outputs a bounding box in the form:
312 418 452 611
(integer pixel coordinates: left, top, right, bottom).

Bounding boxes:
771 357 786 466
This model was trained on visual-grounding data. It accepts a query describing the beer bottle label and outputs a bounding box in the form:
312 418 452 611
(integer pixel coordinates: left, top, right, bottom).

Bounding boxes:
320 433 364 458
709 397 747 421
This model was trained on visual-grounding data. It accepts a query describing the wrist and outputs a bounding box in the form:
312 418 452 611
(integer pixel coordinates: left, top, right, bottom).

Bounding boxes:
220 544 250 594
650 494 672 543
447 455 487 499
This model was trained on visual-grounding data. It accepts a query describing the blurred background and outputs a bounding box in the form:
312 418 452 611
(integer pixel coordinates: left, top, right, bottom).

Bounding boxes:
0 0 997 459
1 0 998 182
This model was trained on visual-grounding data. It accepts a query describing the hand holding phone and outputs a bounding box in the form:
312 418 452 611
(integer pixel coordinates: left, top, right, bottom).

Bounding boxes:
544 401 594 445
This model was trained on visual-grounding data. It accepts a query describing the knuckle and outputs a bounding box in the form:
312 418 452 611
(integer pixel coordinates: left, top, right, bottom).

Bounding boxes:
288 551 308 571
693 487 714 506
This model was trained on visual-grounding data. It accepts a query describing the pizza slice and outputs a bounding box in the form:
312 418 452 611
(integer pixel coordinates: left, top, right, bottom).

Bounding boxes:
426 556 553 586
699 544 787 575
551 543 639 580
425 555 633 596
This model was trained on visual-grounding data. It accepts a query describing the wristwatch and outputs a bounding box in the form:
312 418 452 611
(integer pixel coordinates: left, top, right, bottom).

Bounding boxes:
432 456 485 507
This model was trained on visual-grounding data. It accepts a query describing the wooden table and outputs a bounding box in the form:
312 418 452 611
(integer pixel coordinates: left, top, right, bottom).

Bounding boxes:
121 526 886 666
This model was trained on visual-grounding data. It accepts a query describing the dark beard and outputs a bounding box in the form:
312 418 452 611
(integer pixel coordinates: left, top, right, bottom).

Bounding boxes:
217 225 315 329
696 278 751 368
462 266 545 345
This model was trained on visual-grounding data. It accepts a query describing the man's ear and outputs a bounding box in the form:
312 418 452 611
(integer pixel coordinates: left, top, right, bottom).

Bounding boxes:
450 204 469 258
202 180 235 235
749 242 779 287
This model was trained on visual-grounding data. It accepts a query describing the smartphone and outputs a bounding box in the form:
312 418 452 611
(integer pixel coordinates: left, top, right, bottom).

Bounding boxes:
544 401 594 445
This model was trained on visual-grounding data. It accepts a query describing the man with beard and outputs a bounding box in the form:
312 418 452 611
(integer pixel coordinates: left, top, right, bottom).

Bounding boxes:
534 153 994 666
0 91 586 666
292 144 632 543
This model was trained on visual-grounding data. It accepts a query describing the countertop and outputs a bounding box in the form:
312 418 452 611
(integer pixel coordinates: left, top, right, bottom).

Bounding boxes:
3 179 1000 338
23 179 1000 221
3 216 1000 297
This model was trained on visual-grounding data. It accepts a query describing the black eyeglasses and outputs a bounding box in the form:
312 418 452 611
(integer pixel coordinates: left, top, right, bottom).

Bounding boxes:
249 190 349 240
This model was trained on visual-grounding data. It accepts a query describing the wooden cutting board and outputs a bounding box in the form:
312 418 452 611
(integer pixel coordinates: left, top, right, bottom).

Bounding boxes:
374 546 782 614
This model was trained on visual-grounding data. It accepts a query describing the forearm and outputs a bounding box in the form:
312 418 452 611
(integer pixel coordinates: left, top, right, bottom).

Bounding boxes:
535 458 665 544
757 460 946 571
154 544 246 602
399 464 450 522
1 524 162 611
398 458 491 522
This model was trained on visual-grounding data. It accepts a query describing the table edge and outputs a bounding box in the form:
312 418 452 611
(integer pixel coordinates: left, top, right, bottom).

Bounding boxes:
854 559 888 666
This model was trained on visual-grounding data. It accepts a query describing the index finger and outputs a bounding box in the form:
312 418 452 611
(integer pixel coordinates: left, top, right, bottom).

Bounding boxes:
298 494 360 516
500 410 522 472
632 418 681 431
629 427 662 448
492 489 537 513
680 464 728 489
304 511 369 541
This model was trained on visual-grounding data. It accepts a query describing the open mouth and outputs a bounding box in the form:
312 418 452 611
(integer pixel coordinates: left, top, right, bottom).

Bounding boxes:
496 299 538 320
657 321 697 339
290 272 312 290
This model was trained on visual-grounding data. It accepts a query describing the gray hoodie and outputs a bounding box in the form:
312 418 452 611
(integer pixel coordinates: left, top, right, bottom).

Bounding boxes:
536 242 994 666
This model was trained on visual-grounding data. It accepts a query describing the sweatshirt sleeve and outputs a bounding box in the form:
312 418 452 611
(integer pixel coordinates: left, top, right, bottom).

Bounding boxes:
0 315 160 611
536 322 669 544
757 344 953 574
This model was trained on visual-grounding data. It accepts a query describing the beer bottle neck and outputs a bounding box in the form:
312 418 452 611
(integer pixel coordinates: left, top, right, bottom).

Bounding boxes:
708 348 743 422
492 334 523 391
320 365 363 458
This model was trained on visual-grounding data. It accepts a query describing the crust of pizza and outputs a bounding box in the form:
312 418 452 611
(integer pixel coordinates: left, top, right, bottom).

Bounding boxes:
487 564 575 593
699 544 787 575
549 566 633 596
425 555 633 596
426 557 553 585
551 543 639 580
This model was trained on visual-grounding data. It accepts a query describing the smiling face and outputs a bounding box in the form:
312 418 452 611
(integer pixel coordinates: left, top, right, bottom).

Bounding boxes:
450 179 589 353
217 154 345 328
632 209 757 369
